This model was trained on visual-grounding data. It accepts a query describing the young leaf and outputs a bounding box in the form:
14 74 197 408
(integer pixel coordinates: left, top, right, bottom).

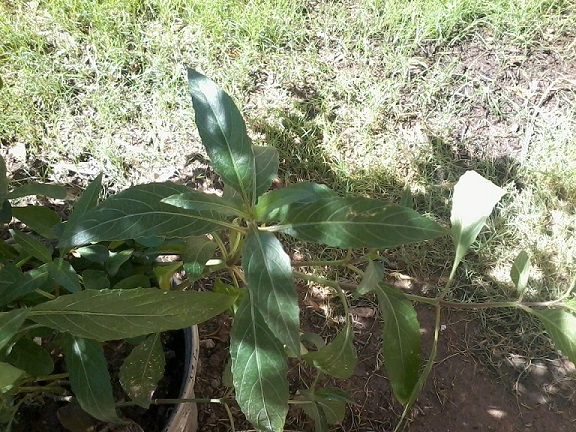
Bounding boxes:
6 183 67 199
511 250 531 298
6 338 54 376
532 308 576 363
0 310 29 350
11 206 61 239
355 260 384 297
120 334 165 409
29 288 234 341
62 334 124 424
11 230 53 263
47 258 81 293
153 261 182 291
278 197 446 249
242 229 300 356
0 362 25 393
182 236 217 282
58 183 231 249
450 171 505 277
161 191 247 217
230 292 289 432
67 174 103 226
254 145 279 198
106 249 133 276
254 182 335 222
82 269 111 290
188 69 255 203
375 283 421 405
302 321 357 380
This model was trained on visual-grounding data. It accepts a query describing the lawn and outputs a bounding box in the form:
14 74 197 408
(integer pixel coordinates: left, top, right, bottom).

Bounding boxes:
1 0 576 430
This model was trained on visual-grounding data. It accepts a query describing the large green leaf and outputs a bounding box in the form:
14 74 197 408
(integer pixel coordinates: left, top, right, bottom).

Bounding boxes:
0 266 49 308
253 145 279 198
277 197 446 249
29 288 233 341
0 310 29 350
303 322 357 380
11 206 61 239
450 171 505 277
62 334 124 423
0 362 25 393
254 182 335 222
6 183 67 199
47 258 81 293
188 69 255 203
511 250 531 298
533 308 576 363
62 174 103 247
375 283 421 405
58 183 232 249
230 292 289 432
161 190 247 217
11 230 53 263
242 230 300 356
6 337 54 376
182 236 217 282
120 333 165 409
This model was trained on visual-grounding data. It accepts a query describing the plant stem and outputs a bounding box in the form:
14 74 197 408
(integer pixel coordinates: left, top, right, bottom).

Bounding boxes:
35 373 69 382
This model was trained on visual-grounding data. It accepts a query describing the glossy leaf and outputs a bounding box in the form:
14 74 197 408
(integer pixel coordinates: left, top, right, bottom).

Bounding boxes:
0 266 48 308
106 249 133 276
450 171 505 276
254 145 279 198
58 183 230 249
303 322 357 380
182 236 217 282
68 173 103 223
29 288 234 341
511 250 531 298
0 362 24 393
11 206 61 239
254 182 335 222
162 190 247 217
120 334 165 409
11 230 53 263
376 283 421 405
82 270 110 290
62 334 124 423
6 183 67 199
278 197 446 249
533 308 576 363
47 258 81 293
243 229 300 356
188 69 255 203
355 260 384 297
6 338 54 376
0 309 29 350
76 245 110 263
230 292 289 432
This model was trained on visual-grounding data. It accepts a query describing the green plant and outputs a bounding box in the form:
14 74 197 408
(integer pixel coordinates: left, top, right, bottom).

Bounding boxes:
4 70 576 432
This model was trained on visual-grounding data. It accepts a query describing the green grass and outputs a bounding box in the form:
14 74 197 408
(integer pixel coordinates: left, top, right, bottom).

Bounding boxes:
1 0 576 382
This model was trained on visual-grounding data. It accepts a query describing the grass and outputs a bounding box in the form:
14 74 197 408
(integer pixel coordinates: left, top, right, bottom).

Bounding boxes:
1 0 576 421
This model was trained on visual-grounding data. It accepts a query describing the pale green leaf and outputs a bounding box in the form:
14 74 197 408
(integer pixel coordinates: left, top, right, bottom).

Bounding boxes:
47 258 81 293
153 261 182 291
253 145 279 198
58 183 232 249
375 283 421 405
0 362 25 393
188 69 255 203
355 260 384 297
450 171 505 276
11 230 53 263
11 206 61 239
7 183 67 199
0 310 29 350
161 190 247 217
533 308 576 363
120 334 165 409
62 335 124 423
254 182 335 222
278 197 446 249
230 292 289 432
303 322 357 379
511 250 531 297
243 229 300 356
182 236 217 282
29 288 233 341
6 338 54 376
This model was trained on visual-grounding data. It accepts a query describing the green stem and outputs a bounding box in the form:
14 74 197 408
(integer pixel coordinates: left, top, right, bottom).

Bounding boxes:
212 233 229 261
35 373 69 382
34 289 56 300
